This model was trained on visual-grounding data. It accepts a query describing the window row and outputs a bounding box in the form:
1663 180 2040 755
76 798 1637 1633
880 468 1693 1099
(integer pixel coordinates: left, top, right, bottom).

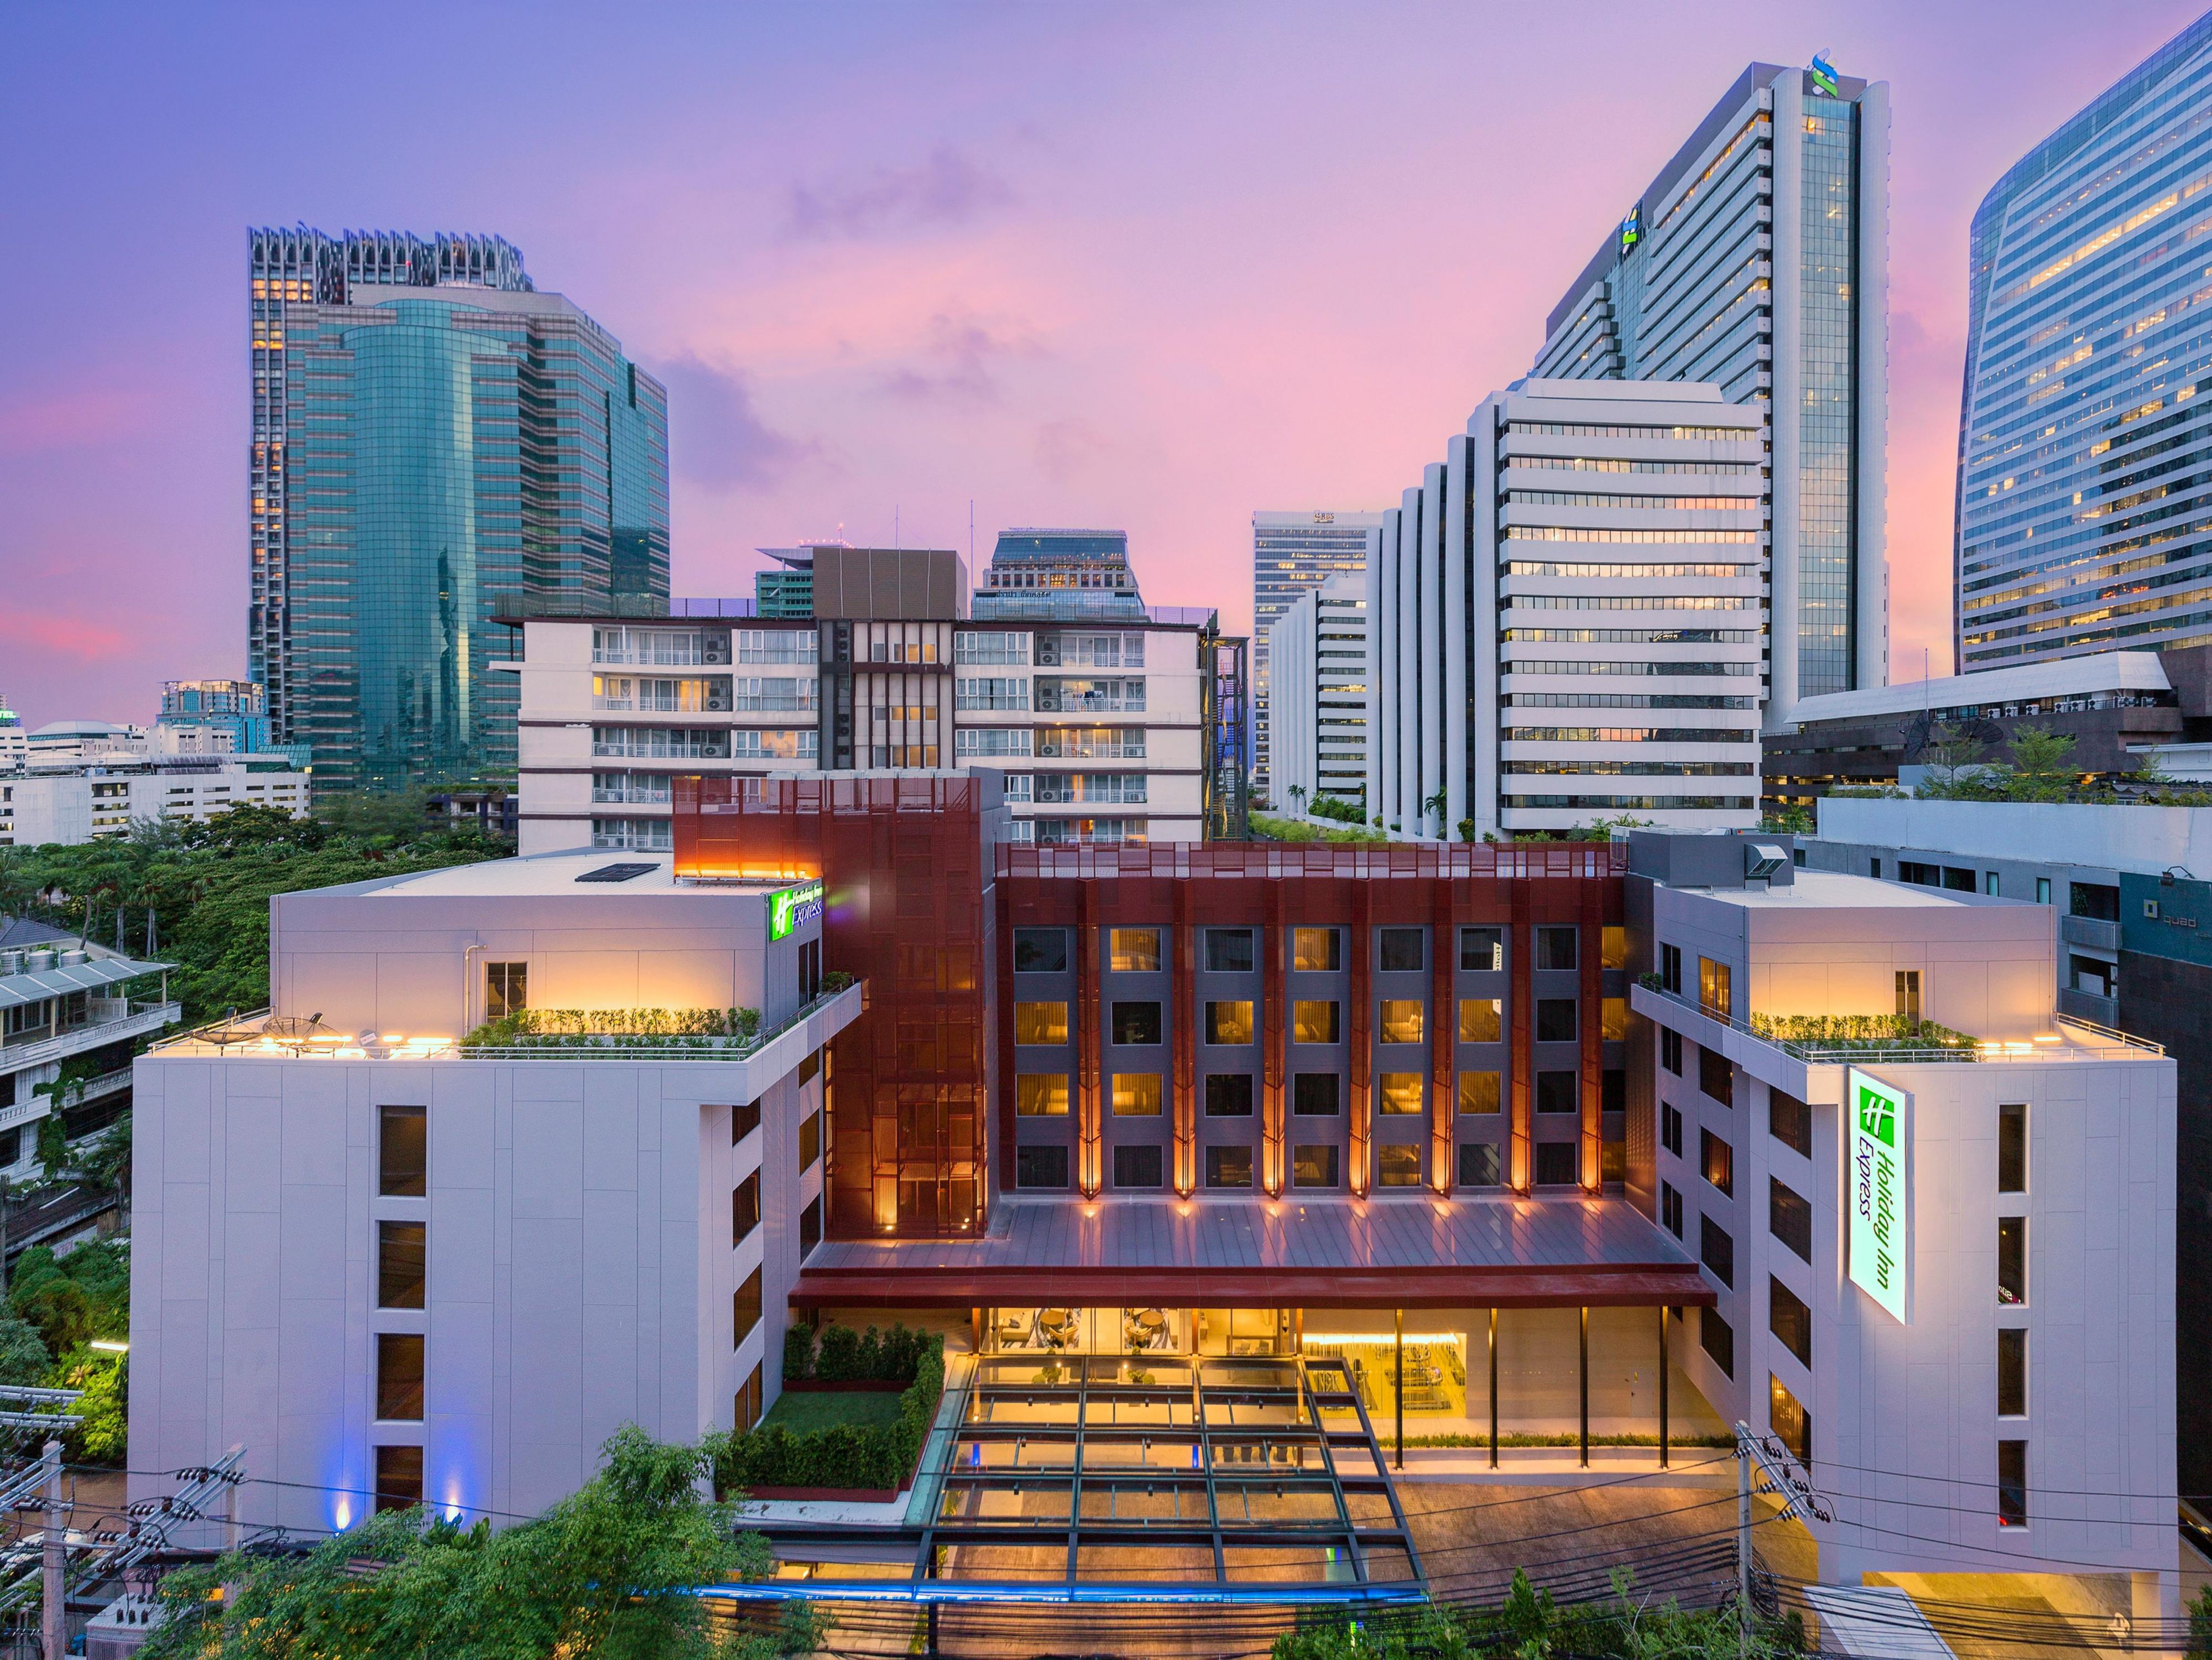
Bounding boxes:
1010 1138 1610 1191
1012 924 1625 975
1014 997 1626 1047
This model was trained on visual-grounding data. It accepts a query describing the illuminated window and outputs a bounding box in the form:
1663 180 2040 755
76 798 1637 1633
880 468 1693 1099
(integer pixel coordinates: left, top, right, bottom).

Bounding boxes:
1602 997 1629 1041
1601 926 1627 970
1458 1072 1501 1115
1698 956 1731 1019
1015 1002 1069 1044
1292 1145 1340 1189
1205 1001 1254 1045
1768 1373 1810 1464
1293 1000 1340 1044
1293 928 1340 971
1112 1074 1162 1116
1378 1000 1423 1044
1016 1074 1070 1116
1377 1144 1421 1186
1458 998 1502 1043
1110 928 1161 972
1378 1073 1423 1115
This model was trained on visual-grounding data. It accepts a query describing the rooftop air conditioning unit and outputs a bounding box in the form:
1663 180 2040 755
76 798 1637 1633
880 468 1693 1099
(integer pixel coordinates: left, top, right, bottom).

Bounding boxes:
1744 843 1790 882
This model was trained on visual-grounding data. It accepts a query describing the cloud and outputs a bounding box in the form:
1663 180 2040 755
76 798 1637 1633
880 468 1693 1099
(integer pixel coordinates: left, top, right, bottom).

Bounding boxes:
653 354 815 490
785 146 1015 240
882 312 1042 405
0 610 128 660
1034 418 1110 483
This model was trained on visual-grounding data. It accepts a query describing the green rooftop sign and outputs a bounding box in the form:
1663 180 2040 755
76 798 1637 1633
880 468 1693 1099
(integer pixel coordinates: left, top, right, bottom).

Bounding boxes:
768 880 825 943
1846 1067 1910 1323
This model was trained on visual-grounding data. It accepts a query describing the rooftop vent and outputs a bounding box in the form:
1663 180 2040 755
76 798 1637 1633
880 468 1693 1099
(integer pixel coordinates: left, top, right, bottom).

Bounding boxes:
575 861 658 884
1745 843 1790 882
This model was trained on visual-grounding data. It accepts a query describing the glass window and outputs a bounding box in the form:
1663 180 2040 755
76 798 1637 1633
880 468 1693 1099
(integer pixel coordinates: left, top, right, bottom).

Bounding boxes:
1662 1181 1683 1238
485 960 527 1019
1601 996 1629 1041
1661 1029 1682 1075
1999 1328 2027 1417
377 1221 425 1310
1700 1308 1734 1379
1014 929 1068 973
1207 1146 1253 1189
1015 1002 1069 1044
1112 1074 1162 1116
1998 1102 2027 1192
1603 1068 1625 1114
731 1100 761 1143
2035 877 2052 906
1379 1000 1424 1043
1536 1070 1577 1113
1458 998 1502 1043
732 1173 759 1245
1698 1047 1733 1106
379 1105 427 1198
1293 928 1340 971
1206 1001 1254 1045
1770 1277 1811 1367
1458 1142 1502 1187
1378 928 1424 972
1293 1144 1340 1189
1205 1074 1254 1116
1017 1074 1070 1116
1700 1128 1733 1197
1111 928 1162 972
1896 970 1922 1022
1662 1102 1682 1156
1537 927 1577 971
1378 1074 1423 1115
1660 944 1682 994
1601 926 1627 969
1536 998 1577 1042
1377 1145 1422 1187
1534 1142 1577 1185
1997 1441 2027 1527
1770 1178 1812 1263
1699 1215 1734 1287
1293 1000 1340 1043
374 1444 424 1514
1458 1072 1501 1115
1206 929 1255 972
1769 1374 1810 1464
1460 927 1504 971
376 1334 424 1421
1999 1216 2027 1304
1115 1145 1163 1189
1293 1073 1340 1116
1112 1002 1162 1045
1018 1146 1070 1189
1698 956 1731 1018
799 1112 820 1174
1770 1089 1811 1157
733 1267 762 1346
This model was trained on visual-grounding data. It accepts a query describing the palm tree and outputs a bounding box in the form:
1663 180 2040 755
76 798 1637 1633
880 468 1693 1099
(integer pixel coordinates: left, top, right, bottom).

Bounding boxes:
1422 789 1449 839
1286 784 1308 819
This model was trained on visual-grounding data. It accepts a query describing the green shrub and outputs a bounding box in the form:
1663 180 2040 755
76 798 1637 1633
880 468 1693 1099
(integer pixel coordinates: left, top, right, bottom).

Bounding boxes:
782 1324 816 1382
716 1334 945 1494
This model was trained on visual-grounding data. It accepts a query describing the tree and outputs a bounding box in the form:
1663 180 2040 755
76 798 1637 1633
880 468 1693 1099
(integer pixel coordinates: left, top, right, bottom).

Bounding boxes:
2004 724 2079 803
1422 790 1449 837
1287 784 1308 816
144 1427 828 1660
1916 719 1990 798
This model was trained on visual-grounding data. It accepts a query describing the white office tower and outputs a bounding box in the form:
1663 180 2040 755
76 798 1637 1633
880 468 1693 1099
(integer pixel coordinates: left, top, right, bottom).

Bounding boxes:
1532 61 1889 724
1250 511 1381 799
1262 576 1369 821
1368 380 1768 840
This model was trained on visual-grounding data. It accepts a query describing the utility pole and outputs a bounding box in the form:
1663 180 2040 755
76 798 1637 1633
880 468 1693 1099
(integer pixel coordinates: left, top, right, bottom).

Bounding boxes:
1732 1421 1832 1653
40 1437 63 1660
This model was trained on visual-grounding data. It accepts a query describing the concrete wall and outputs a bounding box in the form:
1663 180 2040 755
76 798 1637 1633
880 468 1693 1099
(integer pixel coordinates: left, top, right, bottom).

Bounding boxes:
1819 796 2212 878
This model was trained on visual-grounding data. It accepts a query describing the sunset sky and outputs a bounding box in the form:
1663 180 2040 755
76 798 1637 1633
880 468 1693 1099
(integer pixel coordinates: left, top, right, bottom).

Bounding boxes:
3 2 2203 730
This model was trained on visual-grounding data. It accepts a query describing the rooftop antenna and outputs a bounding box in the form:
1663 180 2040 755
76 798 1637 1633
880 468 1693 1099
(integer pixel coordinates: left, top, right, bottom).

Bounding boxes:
969 499 975 565
895 504 900 550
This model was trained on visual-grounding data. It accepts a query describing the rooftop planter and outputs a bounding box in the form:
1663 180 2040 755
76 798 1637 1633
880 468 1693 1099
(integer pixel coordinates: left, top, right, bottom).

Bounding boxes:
460 1006 762 1053
1746 1013 1976 1056
713 1326 945 1502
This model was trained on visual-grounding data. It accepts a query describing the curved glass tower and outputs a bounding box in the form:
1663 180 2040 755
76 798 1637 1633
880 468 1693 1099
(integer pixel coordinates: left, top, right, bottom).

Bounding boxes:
1954 15 2212 669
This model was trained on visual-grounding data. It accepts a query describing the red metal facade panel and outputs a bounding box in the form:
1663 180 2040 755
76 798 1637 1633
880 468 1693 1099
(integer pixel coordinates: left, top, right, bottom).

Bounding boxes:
1077 880 1102 1198
1430 876 1454 1195
1349 880 1373 1197
1172 882 1196 1197
1261 879 1286 1197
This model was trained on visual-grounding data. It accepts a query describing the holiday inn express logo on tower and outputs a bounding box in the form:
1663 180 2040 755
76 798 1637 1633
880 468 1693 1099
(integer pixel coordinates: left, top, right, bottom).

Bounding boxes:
768 880 824 942
1847 1068 1910 1323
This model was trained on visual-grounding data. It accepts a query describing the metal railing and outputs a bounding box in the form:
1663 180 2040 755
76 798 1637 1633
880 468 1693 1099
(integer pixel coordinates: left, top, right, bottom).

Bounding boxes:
0 1003 180 1074
1634 983 2162 1064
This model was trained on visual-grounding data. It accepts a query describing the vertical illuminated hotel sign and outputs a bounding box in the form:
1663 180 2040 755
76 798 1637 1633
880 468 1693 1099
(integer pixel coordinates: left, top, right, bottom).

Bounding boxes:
768 879 824 942
1846 1068 1910 1323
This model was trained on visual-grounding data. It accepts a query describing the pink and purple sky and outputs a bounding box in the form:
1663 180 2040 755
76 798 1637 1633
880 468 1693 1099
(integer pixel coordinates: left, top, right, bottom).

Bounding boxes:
2 2 2201 730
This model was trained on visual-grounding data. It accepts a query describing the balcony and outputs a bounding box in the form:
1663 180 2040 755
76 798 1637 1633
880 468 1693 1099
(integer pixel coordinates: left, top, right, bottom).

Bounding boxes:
2057 985 2119 1027
2060 913 2121 952
1 1001 181 1075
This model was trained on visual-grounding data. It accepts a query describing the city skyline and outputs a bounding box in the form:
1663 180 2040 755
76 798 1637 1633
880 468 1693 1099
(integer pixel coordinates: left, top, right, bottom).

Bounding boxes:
5 2 2206 732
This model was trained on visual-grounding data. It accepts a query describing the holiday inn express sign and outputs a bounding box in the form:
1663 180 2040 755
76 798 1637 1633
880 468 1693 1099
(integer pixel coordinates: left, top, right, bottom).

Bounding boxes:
1847 1068 1911 1323
768 879 825 942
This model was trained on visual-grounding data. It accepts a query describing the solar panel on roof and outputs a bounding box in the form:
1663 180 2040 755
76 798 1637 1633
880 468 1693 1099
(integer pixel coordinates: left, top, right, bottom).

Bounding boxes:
575 862 658 884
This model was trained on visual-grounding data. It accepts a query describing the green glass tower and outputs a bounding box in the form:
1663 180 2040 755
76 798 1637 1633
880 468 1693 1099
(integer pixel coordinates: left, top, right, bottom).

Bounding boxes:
247 229 669 790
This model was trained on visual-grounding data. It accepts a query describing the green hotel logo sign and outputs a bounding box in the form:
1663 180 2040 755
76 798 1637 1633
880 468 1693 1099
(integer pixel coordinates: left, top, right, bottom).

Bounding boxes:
1846 1067 1910 1323
768 880 825 942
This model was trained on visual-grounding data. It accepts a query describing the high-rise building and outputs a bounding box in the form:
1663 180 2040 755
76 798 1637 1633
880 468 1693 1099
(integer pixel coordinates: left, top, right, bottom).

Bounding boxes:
1250 512 1382 800
1262 576 1369 820
1369 381 1769 840
1532 60 1890 723
971 528 1146 621
247 228 669 792
1954 15 2212 672
753 542 844 618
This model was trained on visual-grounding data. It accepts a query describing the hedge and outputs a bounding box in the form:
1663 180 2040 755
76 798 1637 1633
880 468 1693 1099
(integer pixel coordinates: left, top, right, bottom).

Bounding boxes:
783 1320 934 1383
717 1331 945 1494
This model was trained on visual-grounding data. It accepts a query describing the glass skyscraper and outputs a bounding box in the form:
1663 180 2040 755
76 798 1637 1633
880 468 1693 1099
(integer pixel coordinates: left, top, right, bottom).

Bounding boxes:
1954 15 2212 670
1532 61 1890 723
970 528 1147 620
248 228 669 790
1249 510 1381 799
